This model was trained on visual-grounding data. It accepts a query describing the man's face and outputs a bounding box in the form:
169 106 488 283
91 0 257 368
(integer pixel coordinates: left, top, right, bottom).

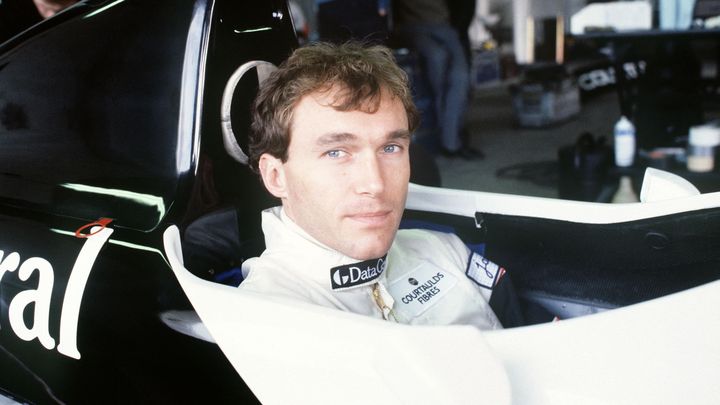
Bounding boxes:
260 88 411 260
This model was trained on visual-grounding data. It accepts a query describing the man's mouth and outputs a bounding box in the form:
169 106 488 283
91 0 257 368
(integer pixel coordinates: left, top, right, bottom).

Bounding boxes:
346 210 393 226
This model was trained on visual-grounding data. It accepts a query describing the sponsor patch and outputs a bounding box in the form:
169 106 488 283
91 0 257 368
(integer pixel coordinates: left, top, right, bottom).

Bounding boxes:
466 252 504 290
388 263 458 318
330 255 386 290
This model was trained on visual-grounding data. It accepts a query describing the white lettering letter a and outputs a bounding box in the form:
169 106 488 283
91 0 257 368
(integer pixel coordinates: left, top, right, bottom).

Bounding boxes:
8 257 56 350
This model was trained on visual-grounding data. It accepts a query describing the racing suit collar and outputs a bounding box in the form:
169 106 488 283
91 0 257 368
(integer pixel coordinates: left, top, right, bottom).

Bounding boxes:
260 207 389 291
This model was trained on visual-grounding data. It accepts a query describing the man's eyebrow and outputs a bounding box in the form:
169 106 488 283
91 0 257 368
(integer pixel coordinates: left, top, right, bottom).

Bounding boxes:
315 129 411 146
388 129 411 141
316 132 358 146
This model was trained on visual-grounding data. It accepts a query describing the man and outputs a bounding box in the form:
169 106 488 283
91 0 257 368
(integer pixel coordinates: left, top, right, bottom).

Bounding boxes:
240 42 521 329
393 0 483 159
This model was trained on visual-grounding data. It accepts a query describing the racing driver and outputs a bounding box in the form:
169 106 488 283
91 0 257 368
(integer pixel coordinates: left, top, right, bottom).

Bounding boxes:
239 41 524 329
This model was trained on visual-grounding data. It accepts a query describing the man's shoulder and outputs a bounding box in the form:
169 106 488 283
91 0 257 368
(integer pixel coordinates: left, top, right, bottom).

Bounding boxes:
396 228 465 249
393 228 469 265
239 258 315 302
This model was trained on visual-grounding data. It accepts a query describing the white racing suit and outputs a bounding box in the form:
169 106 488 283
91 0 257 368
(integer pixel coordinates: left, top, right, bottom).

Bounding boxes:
240 207 523 329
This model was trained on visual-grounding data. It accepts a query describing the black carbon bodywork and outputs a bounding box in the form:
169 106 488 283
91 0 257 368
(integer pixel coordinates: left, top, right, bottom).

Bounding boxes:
0 0 295 402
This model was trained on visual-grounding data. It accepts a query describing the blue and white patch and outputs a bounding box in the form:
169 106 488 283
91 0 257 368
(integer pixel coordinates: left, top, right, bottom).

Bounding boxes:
466 252 503 290
387 263 458 318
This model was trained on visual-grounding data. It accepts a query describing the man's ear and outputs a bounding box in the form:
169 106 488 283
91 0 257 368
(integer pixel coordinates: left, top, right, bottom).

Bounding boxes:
258 153 288 199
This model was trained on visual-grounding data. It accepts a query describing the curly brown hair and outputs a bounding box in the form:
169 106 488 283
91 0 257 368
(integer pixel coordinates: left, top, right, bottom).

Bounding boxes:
248 41 419 172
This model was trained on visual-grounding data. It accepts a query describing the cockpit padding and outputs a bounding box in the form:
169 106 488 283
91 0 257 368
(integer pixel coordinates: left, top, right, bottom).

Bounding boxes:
182 207 265 285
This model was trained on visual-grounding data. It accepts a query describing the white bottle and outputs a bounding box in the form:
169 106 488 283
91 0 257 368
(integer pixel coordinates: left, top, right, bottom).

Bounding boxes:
614 116 636 167
687 125 720 172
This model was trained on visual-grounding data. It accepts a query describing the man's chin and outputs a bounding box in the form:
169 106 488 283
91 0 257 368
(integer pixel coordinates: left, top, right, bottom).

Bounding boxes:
342 237 394 261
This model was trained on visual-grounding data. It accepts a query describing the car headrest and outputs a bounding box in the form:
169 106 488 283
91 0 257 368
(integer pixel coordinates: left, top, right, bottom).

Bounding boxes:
220 61 278 165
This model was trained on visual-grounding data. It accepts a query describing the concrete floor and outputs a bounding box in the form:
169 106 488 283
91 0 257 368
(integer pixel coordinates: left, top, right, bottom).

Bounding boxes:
434 84 620 199
424 84 620 198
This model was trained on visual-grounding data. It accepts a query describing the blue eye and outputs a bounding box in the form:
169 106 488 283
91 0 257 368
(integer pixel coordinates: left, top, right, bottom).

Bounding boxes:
326 150 345 158
383 145 400 153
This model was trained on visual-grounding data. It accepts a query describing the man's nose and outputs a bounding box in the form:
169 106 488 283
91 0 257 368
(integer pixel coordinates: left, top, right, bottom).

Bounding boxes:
353 153 385 196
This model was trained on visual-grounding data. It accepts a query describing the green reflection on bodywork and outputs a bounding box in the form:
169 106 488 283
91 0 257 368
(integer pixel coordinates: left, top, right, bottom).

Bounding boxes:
60 183 166 218
83 0 125 19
